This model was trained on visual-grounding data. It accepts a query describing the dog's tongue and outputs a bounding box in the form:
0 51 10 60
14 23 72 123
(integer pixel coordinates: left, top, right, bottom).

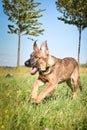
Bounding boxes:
30 67 38 75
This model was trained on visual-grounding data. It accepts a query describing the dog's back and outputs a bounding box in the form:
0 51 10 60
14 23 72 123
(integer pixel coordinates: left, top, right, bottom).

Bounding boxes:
57 57 78 81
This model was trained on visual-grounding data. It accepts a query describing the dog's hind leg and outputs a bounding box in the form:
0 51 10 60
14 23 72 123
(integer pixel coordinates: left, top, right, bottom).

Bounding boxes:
71 66 80 100
66 78 78 99
72 80 78 100
78 76 82 91
66 78 74 92
72 76 82 99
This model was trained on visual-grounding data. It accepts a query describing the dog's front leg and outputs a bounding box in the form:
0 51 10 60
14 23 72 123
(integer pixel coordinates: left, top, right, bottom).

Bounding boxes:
35 83 57 103
31 79 44 101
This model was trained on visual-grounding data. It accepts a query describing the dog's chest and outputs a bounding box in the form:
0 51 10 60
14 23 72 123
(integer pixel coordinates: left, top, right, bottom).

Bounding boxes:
39 72 49 82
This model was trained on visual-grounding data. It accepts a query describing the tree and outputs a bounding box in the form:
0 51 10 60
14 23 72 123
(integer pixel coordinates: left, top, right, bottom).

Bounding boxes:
56 0 87 64
2 0 45 66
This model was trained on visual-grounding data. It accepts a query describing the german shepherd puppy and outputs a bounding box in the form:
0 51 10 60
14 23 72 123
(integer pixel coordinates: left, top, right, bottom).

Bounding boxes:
25 41 82 103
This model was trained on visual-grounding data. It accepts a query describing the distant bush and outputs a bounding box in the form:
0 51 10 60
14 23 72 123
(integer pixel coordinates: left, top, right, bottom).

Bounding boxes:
80 63 87 67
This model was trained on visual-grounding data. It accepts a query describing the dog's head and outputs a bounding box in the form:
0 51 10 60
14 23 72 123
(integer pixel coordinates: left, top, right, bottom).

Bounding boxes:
25 40 50 75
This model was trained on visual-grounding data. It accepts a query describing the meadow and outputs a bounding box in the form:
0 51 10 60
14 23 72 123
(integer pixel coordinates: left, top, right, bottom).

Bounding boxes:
0 66 87 130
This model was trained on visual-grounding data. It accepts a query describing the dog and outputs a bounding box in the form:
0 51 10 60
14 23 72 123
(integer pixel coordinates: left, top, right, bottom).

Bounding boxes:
25 41 82 103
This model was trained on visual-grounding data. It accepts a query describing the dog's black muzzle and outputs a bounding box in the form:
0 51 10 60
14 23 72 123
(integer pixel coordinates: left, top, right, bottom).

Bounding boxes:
25 58 40 75
25 59 31 67
25 58 39 68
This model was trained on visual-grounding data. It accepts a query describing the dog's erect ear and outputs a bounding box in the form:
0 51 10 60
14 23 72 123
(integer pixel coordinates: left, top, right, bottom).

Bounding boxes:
40 41 49 57
33 40 39 52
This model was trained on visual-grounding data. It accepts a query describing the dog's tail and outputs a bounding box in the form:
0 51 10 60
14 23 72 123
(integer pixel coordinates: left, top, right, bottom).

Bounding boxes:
78 77 82 91
79 84 82 91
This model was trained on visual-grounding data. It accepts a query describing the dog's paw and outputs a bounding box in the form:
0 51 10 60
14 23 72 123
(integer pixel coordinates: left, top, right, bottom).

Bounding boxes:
31 97 41 104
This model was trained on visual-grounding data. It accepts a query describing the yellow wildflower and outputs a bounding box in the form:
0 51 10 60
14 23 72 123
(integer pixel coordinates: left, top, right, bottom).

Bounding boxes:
4 109 8 114
6 92 10 97
5 114 9 120
1 125 5 129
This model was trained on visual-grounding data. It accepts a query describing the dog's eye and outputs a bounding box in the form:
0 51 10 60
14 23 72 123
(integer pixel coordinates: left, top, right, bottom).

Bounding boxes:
37 56 41 59
35 55 41 59
35 56 38 58
33 55 38 58
30 54 41 59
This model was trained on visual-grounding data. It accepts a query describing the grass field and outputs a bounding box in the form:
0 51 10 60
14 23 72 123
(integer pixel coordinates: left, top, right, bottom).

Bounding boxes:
0 66 87 130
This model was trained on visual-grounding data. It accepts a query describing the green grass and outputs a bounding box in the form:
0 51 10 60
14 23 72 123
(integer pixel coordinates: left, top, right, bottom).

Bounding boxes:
0 67 87 130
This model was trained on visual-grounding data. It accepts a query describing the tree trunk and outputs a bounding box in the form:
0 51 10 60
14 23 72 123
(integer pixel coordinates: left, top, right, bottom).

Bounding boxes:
78 26 81 65
17 28 20 67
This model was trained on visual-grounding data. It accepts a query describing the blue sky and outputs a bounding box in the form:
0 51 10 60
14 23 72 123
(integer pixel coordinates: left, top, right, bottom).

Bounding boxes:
0 0 87 66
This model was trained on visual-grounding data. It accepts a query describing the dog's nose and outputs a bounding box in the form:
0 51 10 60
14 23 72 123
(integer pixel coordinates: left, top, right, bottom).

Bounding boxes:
25 60 30 67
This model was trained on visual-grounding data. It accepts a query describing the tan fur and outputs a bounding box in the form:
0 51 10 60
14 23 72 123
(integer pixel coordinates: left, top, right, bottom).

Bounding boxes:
25 41 82 103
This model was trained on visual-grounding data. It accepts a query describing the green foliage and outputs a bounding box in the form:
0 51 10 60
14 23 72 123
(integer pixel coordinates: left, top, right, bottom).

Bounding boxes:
0 67 87 130
56 0 87 28
56 0 87 64
2 0 45 37
2 0 45 66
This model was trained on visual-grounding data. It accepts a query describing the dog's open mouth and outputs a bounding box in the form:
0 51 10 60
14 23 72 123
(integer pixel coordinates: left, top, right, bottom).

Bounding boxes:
30 67 38 75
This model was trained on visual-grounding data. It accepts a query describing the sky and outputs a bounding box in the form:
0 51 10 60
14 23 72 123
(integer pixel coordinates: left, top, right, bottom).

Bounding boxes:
0 0 87 67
